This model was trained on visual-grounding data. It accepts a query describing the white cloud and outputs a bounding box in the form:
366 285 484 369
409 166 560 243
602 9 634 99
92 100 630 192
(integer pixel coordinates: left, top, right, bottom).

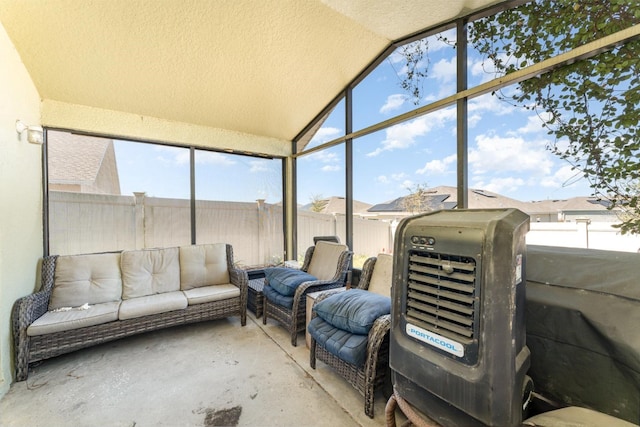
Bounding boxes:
401 179 415 190
416 154 457 175
469 52 511 83
380 94 409 114
469 133 553 176
538 164 583 189
304 149 341 173
430 58 456 84
367 107 456 156
511 114 552 135
376 173 409 184
310 126 342 145
469 93 515 117
472 176 525 194
249 160 269 173
304 150 339 164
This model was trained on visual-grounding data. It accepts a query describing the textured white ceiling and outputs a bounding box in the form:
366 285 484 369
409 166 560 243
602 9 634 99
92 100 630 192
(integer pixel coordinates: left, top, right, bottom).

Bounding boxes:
0 0 502 154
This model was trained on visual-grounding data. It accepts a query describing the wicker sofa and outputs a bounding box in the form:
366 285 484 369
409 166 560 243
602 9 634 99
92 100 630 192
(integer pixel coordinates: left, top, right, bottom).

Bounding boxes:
12 243 248 381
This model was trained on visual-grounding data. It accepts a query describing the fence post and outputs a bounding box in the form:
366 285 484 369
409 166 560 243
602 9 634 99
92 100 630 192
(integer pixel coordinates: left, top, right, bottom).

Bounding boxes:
134 192 146 249
257 199 266 266
575 217 591 248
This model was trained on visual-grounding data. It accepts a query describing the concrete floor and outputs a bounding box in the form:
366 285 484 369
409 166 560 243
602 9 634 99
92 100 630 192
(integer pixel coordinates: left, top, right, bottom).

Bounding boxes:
0 312 397 427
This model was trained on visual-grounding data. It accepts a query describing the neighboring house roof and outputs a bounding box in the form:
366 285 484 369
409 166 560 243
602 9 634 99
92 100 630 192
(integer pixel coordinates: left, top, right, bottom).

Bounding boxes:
366 186 619 221
300 196 372 215
48 131 121 195
370 194 450 212
526 196 616 213
368 186 534 213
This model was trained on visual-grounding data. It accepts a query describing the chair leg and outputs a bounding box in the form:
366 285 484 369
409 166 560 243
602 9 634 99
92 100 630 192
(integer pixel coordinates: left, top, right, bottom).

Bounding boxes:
309 339 317 369
262 300 268 325
365 380 375 418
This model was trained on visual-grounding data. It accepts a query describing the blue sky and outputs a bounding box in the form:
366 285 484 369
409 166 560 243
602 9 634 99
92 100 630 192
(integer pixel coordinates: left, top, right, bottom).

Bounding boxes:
115 31 593 207
297 31 592 206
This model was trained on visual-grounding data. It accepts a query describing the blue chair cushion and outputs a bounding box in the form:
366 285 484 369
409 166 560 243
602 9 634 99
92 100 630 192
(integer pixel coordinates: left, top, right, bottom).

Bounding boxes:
264 267 317 297
308 316 368 367
263 284 294 309
313 289 391 335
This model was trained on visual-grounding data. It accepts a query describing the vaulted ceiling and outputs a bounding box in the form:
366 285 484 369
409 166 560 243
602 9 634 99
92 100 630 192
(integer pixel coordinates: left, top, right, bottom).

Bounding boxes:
0 0 504 155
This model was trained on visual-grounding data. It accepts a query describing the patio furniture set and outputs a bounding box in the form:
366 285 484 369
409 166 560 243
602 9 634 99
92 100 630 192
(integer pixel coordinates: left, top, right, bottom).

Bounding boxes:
12 239 393 418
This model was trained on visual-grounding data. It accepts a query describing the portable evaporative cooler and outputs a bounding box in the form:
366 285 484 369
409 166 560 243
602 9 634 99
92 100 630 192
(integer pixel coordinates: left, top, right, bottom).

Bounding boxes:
390 208 530 427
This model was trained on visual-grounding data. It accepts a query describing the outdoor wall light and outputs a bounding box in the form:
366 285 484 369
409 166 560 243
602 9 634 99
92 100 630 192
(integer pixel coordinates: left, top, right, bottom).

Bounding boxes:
15 119 44 144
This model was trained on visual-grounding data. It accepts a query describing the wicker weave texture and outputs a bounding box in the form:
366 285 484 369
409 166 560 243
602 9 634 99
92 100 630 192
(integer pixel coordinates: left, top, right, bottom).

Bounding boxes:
312 315 390 418
247 278 265 318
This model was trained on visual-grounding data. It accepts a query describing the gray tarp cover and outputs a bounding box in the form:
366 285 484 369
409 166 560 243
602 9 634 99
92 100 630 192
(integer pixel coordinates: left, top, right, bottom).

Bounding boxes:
526 245 640 424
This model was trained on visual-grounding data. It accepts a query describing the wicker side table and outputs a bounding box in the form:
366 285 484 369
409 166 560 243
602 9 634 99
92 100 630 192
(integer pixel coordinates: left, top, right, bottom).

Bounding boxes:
247 278 266 318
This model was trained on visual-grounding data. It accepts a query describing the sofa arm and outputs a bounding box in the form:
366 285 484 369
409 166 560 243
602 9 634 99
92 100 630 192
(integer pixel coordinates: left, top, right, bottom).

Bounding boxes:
229 267 248 326
365 315 391 381
366 314 391 357
12 289 52 381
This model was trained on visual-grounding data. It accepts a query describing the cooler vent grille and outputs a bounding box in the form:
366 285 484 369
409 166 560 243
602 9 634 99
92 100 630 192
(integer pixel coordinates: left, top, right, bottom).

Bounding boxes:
405 251 477 343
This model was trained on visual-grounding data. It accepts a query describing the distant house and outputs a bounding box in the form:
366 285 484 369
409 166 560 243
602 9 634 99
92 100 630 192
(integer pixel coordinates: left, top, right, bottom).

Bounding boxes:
366 186 621 223
527 197 620 222
48 131 121 195
300 196 372 216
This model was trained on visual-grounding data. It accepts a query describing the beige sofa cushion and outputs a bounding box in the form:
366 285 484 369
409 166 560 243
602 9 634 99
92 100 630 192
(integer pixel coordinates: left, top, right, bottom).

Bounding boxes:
27 301 120 336
307 241 348 281
50 252 122 310
118 291 188 320
121 247 180 299
368 253 393 297
179 244 230 290
183 284 240 305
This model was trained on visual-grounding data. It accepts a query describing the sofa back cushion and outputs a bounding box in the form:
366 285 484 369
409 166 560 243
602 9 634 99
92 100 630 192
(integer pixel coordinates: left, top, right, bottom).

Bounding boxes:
368 253 393 297
121 247 180 299
179 244 230 290
50 252 123 310
306 241 347 281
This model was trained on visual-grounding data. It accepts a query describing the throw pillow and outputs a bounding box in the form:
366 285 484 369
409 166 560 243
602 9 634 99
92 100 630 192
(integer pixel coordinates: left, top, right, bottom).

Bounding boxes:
313 289 391 335
265 267 317 296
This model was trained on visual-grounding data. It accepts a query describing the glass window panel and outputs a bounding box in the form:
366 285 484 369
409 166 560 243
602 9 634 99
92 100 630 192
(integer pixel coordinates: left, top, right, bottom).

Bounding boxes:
298 98 345 152
296 144 346 260
194 151 283 267
352 108 457 267
353 30 457 132
47 132 191 255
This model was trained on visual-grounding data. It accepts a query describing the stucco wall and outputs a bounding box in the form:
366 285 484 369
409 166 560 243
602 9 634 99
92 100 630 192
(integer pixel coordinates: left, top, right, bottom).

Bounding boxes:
0 24 43 396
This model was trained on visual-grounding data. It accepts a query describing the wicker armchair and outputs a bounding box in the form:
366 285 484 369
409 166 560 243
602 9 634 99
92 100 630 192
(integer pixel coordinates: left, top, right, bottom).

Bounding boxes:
309 254 393 418
262 241 352 346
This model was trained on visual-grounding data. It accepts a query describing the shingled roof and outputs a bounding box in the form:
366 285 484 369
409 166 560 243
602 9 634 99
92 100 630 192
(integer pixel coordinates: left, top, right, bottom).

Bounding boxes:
366 186 618 221
48 131 121 195
300 196 372 215
368 186 534 213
